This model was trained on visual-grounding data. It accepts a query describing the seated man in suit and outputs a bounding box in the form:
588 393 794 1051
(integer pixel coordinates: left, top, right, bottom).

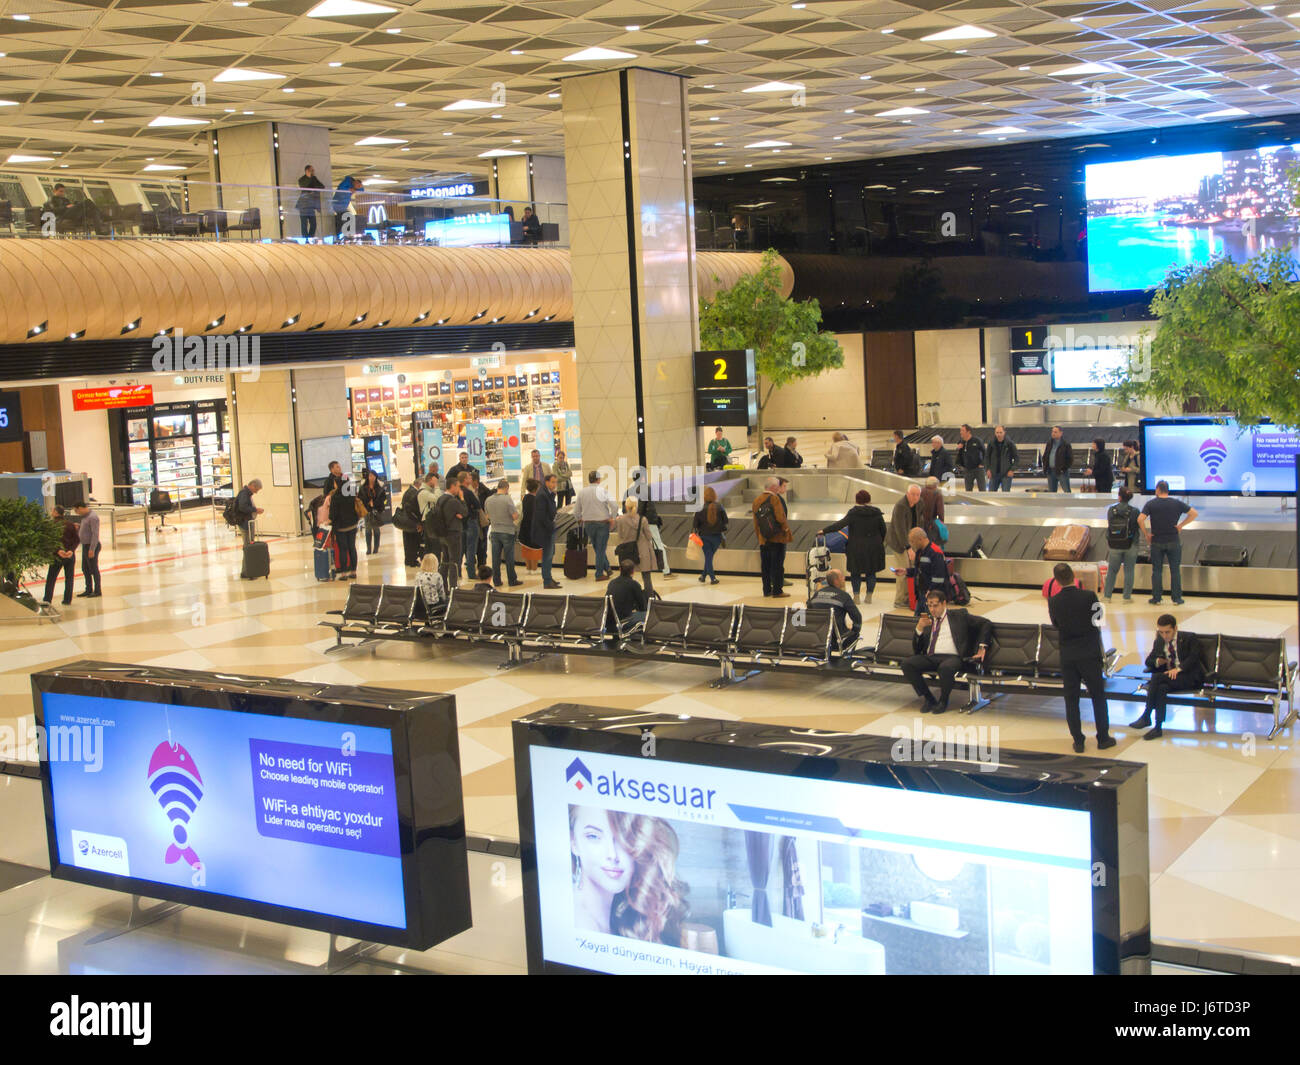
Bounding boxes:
1046 562 1116 753
1131 614 1204 740
900 589 990 714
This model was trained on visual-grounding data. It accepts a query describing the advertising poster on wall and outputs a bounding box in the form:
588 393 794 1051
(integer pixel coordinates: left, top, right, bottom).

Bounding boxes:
465 423 487 469
502 418 522 472
535 413 555 464
562 411 581 464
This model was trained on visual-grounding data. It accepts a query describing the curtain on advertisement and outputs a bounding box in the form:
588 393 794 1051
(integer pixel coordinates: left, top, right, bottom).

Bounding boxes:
780 836 805 920
745 831 773 927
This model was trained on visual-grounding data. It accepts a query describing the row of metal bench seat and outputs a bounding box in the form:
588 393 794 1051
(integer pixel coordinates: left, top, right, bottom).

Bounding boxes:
319 584 1297 737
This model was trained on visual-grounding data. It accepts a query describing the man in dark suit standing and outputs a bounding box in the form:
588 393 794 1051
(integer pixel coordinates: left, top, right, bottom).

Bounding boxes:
532 473 561 588
1130 614 1204 740
1046 562 1116 752
1044 425 1074 493
901 589 991 713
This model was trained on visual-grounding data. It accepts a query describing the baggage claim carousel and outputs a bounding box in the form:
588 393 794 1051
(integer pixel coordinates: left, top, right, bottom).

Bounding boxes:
649 468 1299 599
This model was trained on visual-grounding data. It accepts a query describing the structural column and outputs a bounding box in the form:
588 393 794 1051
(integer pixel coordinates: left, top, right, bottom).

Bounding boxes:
204 120 333 240
561 67 699 478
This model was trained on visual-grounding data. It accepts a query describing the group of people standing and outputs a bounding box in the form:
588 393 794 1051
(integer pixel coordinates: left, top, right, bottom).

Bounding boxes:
41 503 102 605
899 426 1141 495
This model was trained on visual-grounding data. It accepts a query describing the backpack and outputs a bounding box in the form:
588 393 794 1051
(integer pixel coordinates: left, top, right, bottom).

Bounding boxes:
1106 503 1135 549
425 497 448 540
944 556 970 606
393 485 421 532
222 499 240 527
755 496 781 541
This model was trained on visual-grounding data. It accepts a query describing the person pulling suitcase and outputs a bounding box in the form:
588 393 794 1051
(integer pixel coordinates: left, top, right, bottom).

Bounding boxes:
234 479 268 579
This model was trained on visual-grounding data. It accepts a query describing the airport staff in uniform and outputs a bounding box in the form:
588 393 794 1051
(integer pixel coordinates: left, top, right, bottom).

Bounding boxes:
1046 562 1116 753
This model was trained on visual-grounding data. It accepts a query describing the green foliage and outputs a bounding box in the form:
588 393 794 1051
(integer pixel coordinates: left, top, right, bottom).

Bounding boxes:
1105 249 1300 427
699 249 844 416
0 498 62 589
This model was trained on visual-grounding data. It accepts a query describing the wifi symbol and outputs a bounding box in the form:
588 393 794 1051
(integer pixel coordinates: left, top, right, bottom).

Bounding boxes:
146 741 204 869
1198 438 1228 484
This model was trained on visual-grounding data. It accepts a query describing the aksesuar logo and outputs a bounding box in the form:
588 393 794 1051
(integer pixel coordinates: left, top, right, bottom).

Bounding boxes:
569 758 716 810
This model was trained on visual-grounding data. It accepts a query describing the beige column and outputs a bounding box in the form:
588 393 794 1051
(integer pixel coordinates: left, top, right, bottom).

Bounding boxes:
207 120 333 239
561 68 698 479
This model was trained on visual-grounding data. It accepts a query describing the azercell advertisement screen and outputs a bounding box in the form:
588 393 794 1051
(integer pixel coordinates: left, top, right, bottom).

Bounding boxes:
43 691 406 930
1085 144 1300 292
1139 417 1300 496
531 746 1094 975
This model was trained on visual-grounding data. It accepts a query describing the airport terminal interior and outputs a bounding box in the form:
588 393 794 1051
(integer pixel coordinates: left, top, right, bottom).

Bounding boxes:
0 0 1298 980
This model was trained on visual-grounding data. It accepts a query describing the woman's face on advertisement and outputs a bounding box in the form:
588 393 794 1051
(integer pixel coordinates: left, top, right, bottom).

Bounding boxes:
572 808 632 894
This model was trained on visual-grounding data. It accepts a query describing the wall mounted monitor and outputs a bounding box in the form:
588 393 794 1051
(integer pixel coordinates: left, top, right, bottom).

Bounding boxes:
1085 144 1300 292
0 390 23 444
1139 417 1300 496
33 662 471 950
1049 347 1133 392
514 704 1149 975
300 434 351 487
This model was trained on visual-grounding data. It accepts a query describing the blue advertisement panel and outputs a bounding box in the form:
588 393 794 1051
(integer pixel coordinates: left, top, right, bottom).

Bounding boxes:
43 691 406 929
465 423 488 470
562 410 581 463
502 418 522 472
535 413 555 464
418 425 443 480
1140 418 1300 496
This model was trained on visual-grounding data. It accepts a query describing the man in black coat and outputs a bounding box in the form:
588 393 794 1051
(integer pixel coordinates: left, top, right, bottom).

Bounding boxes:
1046 562 1116 752
1130 614 1205 740
926 436 953 482
891 430 917 477
900 589 990 713
986 425 1019 492
955 424 987 492
1044 425 1074 493
532 473 561 588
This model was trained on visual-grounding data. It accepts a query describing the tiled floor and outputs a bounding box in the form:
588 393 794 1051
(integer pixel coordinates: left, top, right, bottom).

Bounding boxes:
1 514 1297 970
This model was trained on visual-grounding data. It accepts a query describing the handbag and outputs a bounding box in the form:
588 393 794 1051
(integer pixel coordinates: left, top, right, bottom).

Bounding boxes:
615 516 643 564
685 532 703 562
354 497 367 520
933 517 949 543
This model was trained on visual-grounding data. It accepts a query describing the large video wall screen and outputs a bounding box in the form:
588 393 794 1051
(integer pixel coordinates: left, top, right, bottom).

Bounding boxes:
34 663 471 949
1086 144 1300 292
514 705 1150 976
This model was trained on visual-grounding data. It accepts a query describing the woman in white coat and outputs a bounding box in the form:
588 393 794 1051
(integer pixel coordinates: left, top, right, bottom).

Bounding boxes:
825 432 861 469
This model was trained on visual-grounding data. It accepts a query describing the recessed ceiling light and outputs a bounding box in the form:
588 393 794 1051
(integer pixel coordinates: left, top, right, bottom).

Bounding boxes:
491 113 502 119
714 141 723 146
914 87 925 92
832 135 842 140
881 28 894 34
478 148 525 157
562 46 636 62
443 131 453 135
743 81 804 93
400 146 410 150
224 107 236 112
6 154 52 163
955 49 966 54
708 116 719 121
143 163 186 171
746 139 792 148
717 160 726 165
1051 63 1114 76
1018 66 1030 71
148 115 208 127
150 71 163 77
921 24 995 42
510 50 523 55
1203 107 1248 117
386 27 400 33
92 118 104 123
233 1 249 6
625 24 639 30
443 99 494 111
394 101 405 106
859 74 872 80
977 125 1024 135
328 61 343 67
695 39 709 44
364 178 397 185
845 108 855 113
13 13 31 19
354 135 407 145
306 0 395 15
215 68 284 82
146 157 155 161
243 110 254 115
0 100 16 107
548 92 560 98
282 87 295 93
876 107 929 117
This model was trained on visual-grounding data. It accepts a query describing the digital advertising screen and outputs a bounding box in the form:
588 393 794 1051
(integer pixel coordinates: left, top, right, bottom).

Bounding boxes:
1085 143 1300 292
1049 347 1134 392
423 212 510 247
34 663 471 949
1139 417 1300 496
515 706 1150 976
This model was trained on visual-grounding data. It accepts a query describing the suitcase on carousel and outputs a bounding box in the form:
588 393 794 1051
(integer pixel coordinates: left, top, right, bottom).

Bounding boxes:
242 540 270 580
1043 523 1091 561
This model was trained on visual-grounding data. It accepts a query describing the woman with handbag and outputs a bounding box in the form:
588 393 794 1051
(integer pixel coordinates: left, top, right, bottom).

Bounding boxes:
327 484 361 579
819 489 887 603
357 469 389 556
691 486 728 585
613 497 657 595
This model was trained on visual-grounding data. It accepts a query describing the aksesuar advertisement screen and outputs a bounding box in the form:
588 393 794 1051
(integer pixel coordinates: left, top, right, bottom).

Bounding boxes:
1049 347 1134 392
1140 417 1300 496
1085 144 1300 293
529 745 1094 975
42 690 408 930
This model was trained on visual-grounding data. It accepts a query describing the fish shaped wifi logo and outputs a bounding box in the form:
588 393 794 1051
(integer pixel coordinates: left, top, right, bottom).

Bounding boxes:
146 741 204 869
1198 438 1228 484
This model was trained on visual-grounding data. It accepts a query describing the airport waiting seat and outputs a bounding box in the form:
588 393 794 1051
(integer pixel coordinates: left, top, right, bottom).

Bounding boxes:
479 591 527 640
733 605 787 661
640 600 691 652
872 613 922 667
321 584 384 649
372 585 417 632
781 607 835 664
979 622 1040 682
683 604 737 655
520 593 567 641
226 207 262 240
1036 625 1062 676
560 595 608 646
432 586 489 637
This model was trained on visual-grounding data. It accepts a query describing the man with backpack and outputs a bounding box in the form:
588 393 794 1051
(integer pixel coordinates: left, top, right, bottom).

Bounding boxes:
396 478 427 568
1103 486 1141 601
891 430 919 477
231 479 263 547
431 479 467 588
752 477 792 598
955 424 987 492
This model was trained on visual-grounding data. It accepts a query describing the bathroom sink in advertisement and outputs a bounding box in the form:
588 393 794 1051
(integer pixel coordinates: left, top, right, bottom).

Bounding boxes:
521 743 1099 975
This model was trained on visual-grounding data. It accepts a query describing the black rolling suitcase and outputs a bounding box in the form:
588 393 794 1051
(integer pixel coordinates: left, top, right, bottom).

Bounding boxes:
563 523 588 580
242 541 270 580
1197 543 1248 567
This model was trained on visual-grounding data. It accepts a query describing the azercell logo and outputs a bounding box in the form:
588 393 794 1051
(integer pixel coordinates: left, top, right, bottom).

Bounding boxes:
566 757 592 792
569 759 717 811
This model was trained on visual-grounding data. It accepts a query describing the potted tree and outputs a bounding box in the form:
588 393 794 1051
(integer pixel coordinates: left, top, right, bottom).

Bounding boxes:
0 497 63 617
